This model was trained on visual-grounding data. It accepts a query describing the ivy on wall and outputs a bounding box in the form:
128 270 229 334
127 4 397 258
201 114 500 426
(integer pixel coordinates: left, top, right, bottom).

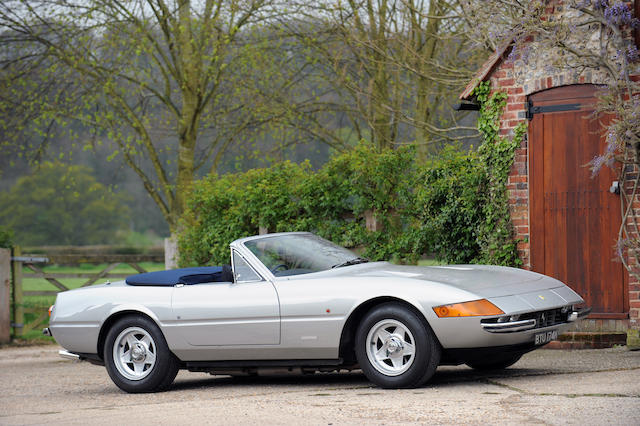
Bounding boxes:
473 81 523 266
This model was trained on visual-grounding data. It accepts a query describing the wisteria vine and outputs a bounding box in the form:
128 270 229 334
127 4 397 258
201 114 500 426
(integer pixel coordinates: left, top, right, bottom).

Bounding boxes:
578 0 640 278
499 0 640 278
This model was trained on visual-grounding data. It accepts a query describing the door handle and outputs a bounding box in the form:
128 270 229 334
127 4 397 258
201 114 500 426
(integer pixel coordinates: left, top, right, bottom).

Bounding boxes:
609 181 620 195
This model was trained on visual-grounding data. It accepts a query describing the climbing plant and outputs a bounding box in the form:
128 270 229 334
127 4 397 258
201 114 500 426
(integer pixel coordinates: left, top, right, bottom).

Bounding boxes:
473 81 523 266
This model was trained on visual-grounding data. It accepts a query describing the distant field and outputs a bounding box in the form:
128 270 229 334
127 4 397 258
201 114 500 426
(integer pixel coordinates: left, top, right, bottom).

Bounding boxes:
18 262 165 341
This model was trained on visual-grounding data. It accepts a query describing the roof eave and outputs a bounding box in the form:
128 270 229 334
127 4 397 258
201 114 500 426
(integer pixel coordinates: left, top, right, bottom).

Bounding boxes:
459 42 513 100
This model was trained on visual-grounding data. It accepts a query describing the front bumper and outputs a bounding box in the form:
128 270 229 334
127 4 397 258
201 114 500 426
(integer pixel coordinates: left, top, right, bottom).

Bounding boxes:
481 306 592 333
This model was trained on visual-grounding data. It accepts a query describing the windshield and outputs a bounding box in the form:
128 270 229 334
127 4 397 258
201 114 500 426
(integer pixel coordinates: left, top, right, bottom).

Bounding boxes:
243 233 366 277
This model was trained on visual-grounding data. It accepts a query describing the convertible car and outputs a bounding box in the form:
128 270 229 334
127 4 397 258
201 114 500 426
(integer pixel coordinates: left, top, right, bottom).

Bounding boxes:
46 232 590 393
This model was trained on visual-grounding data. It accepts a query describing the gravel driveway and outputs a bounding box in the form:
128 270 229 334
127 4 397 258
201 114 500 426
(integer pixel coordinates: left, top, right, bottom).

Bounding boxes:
0 344 639 425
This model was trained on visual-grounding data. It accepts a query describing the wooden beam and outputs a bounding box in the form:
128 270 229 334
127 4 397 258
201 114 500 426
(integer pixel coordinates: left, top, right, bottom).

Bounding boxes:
81 263 121 287
128 263 148 273
24 264 69 292
12 247 23 337
37 254 164 264
0 248 10 344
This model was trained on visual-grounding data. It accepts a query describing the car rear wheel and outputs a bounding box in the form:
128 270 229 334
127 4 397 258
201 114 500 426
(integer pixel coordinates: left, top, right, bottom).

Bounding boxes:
104 315 179 393
355 303 440 388
465 353 522 370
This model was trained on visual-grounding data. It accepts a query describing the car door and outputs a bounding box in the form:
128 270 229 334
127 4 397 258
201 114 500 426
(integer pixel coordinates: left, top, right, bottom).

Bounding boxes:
171 250 280 346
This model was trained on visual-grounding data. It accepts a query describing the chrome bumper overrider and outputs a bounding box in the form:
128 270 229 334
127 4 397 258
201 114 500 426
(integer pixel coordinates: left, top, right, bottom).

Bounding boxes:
482 306 592 333
568 306 592 322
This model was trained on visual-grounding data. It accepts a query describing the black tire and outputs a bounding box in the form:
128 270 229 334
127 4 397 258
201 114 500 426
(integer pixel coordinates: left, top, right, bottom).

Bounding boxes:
104 315 179 393
355 303 441 389
465 353 522 370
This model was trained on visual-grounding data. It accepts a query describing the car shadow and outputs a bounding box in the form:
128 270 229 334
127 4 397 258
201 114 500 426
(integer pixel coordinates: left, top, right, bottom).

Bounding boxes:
169 365 550 392
171 370 370 391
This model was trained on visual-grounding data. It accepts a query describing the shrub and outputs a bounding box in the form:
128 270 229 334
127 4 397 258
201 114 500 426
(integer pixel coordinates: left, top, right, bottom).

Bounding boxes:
178 82 523 268
177 141 510 267
178 161 311 265
0 226 13 248
412 146 485 264
178 143 418 266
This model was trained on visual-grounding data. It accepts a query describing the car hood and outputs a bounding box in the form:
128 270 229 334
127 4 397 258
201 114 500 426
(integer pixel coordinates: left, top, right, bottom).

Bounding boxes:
343 262 564 298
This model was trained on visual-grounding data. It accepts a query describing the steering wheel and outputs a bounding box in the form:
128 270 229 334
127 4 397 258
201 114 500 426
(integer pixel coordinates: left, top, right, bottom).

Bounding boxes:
271 264 289 274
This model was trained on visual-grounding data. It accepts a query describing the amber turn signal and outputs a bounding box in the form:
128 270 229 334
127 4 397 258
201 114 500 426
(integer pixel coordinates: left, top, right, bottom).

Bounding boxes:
48 305 54 317
433 299 504 317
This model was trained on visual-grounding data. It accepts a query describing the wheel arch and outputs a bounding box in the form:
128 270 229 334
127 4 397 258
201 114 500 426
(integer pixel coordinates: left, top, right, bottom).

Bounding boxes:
97 310 162 360
338 296 438 364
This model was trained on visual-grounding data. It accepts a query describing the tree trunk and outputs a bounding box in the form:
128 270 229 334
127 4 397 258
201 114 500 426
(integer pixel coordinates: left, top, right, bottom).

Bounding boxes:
164 237 179 270
415 0 441 161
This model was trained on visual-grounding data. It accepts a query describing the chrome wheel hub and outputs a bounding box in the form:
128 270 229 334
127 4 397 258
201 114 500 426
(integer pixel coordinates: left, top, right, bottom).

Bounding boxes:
365 319 416 376
131 343 146 362
112 327 157 381
387 337 403 354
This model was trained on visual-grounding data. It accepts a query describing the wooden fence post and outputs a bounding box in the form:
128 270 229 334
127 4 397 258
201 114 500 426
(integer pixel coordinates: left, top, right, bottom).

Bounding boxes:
12 246 23 337
164 238 178 270
0 248 10 343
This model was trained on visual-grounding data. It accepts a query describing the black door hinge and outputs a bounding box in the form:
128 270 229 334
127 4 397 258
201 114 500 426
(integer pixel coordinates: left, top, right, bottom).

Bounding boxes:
526 101 581 120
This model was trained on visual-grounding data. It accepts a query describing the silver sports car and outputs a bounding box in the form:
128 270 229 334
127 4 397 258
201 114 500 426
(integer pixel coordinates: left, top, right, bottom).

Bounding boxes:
46 232 590 393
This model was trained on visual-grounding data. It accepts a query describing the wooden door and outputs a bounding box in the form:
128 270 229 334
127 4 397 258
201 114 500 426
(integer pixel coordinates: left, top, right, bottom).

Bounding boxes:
529 85 628 318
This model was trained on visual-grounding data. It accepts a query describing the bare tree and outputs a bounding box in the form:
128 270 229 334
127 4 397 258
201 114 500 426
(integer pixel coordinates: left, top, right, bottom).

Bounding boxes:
0 0 286 234
283 0 484 157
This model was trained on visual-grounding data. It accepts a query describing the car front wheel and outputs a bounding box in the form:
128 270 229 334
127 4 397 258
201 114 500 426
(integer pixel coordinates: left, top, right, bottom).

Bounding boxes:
355 303 441 388
104 315 179 393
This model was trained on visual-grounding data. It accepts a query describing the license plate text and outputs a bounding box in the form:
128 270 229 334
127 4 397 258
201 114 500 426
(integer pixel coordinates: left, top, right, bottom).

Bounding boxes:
534 330 558 345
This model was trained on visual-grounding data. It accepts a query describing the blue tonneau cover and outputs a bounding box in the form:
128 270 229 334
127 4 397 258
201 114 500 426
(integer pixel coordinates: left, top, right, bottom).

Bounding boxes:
125 266 225 286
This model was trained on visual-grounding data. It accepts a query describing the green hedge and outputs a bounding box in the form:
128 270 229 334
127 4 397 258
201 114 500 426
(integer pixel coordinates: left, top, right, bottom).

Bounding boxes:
412 146 485 264
0 226 12 249
177 141 517 267
179 83 522 267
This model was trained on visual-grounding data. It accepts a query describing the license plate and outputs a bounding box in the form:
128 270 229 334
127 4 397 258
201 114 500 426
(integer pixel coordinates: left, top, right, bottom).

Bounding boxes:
534 329 558 345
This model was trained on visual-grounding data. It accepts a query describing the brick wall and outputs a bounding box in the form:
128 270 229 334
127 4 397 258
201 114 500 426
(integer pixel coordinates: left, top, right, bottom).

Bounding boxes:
461 0 640 331
625 160 640 328
482 42 637 331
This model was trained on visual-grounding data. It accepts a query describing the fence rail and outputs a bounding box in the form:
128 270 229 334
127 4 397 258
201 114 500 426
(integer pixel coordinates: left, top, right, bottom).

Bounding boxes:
10 246 164 337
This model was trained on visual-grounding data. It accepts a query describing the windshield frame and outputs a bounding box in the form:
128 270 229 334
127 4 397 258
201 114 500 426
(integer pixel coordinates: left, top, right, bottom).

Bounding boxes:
231 232 363 279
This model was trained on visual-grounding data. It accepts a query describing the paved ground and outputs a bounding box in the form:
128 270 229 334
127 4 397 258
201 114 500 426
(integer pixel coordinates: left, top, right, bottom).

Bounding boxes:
0 344 638 425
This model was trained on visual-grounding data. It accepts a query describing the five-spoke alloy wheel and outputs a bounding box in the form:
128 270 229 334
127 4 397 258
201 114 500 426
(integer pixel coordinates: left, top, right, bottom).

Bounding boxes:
365 319 416 376
104 315 179 393
355 303 440 388
112 326 158 381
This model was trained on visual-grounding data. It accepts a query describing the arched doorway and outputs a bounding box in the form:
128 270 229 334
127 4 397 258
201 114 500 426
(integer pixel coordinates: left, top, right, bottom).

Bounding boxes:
529 84 628 318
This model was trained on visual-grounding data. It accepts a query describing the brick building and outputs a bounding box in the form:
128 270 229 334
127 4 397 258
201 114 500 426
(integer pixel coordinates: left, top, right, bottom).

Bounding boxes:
460 1 639 347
